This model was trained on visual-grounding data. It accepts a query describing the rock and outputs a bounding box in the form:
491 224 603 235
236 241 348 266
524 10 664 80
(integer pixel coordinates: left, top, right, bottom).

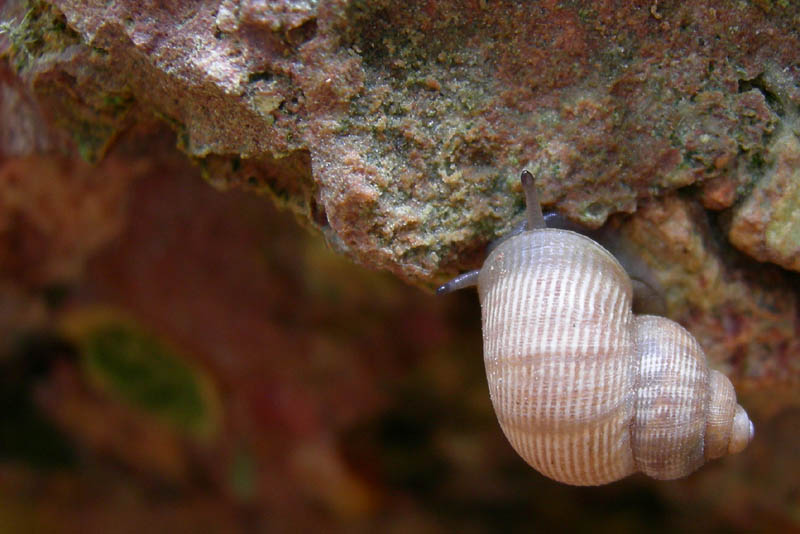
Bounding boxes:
3 0 799 284
621 195 799 394
729 131 800 272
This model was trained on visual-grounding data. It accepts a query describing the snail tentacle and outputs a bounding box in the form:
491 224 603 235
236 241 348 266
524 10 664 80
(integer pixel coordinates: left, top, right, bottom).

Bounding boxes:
521 169 546 230
436 269 479 295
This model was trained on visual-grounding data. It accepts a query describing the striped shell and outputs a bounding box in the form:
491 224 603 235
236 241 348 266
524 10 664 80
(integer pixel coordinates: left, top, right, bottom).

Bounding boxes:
478 228 753 485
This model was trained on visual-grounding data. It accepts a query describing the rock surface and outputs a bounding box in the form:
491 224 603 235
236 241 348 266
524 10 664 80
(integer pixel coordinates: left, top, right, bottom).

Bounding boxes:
3 0 800 284
729 131 800 272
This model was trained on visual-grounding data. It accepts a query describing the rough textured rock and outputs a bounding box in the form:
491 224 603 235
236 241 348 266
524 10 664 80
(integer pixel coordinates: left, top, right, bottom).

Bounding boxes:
729 131 800 272
3 0 800 284
619 195 799 391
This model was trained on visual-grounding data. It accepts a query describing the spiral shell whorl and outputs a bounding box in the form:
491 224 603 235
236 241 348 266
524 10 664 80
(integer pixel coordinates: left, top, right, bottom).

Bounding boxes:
729 405 755 454
632 315 708 479
631 317 753 478
704 370 738 459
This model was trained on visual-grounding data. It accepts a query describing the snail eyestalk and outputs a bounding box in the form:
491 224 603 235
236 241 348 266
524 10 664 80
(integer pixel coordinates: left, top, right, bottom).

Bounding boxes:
520 170 545 230
436 269 479 295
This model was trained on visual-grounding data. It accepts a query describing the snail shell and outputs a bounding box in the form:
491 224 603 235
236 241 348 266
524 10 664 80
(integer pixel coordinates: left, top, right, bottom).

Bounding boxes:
439 171 753 485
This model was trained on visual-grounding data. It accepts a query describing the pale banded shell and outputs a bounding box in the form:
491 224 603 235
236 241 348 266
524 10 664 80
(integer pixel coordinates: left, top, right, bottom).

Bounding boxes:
476 228 753 485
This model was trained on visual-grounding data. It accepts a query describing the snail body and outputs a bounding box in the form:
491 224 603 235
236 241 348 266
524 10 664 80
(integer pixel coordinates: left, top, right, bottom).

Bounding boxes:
438 171 753 485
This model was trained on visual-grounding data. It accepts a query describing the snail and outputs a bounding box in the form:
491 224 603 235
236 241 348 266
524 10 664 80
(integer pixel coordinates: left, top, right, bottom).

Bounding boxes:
438 170 754 485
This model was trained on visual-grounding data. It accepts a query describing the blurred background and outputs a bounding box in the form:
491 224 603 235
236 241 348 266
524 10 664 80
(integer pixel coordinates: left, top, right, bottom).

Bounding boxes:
0 124 797 534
